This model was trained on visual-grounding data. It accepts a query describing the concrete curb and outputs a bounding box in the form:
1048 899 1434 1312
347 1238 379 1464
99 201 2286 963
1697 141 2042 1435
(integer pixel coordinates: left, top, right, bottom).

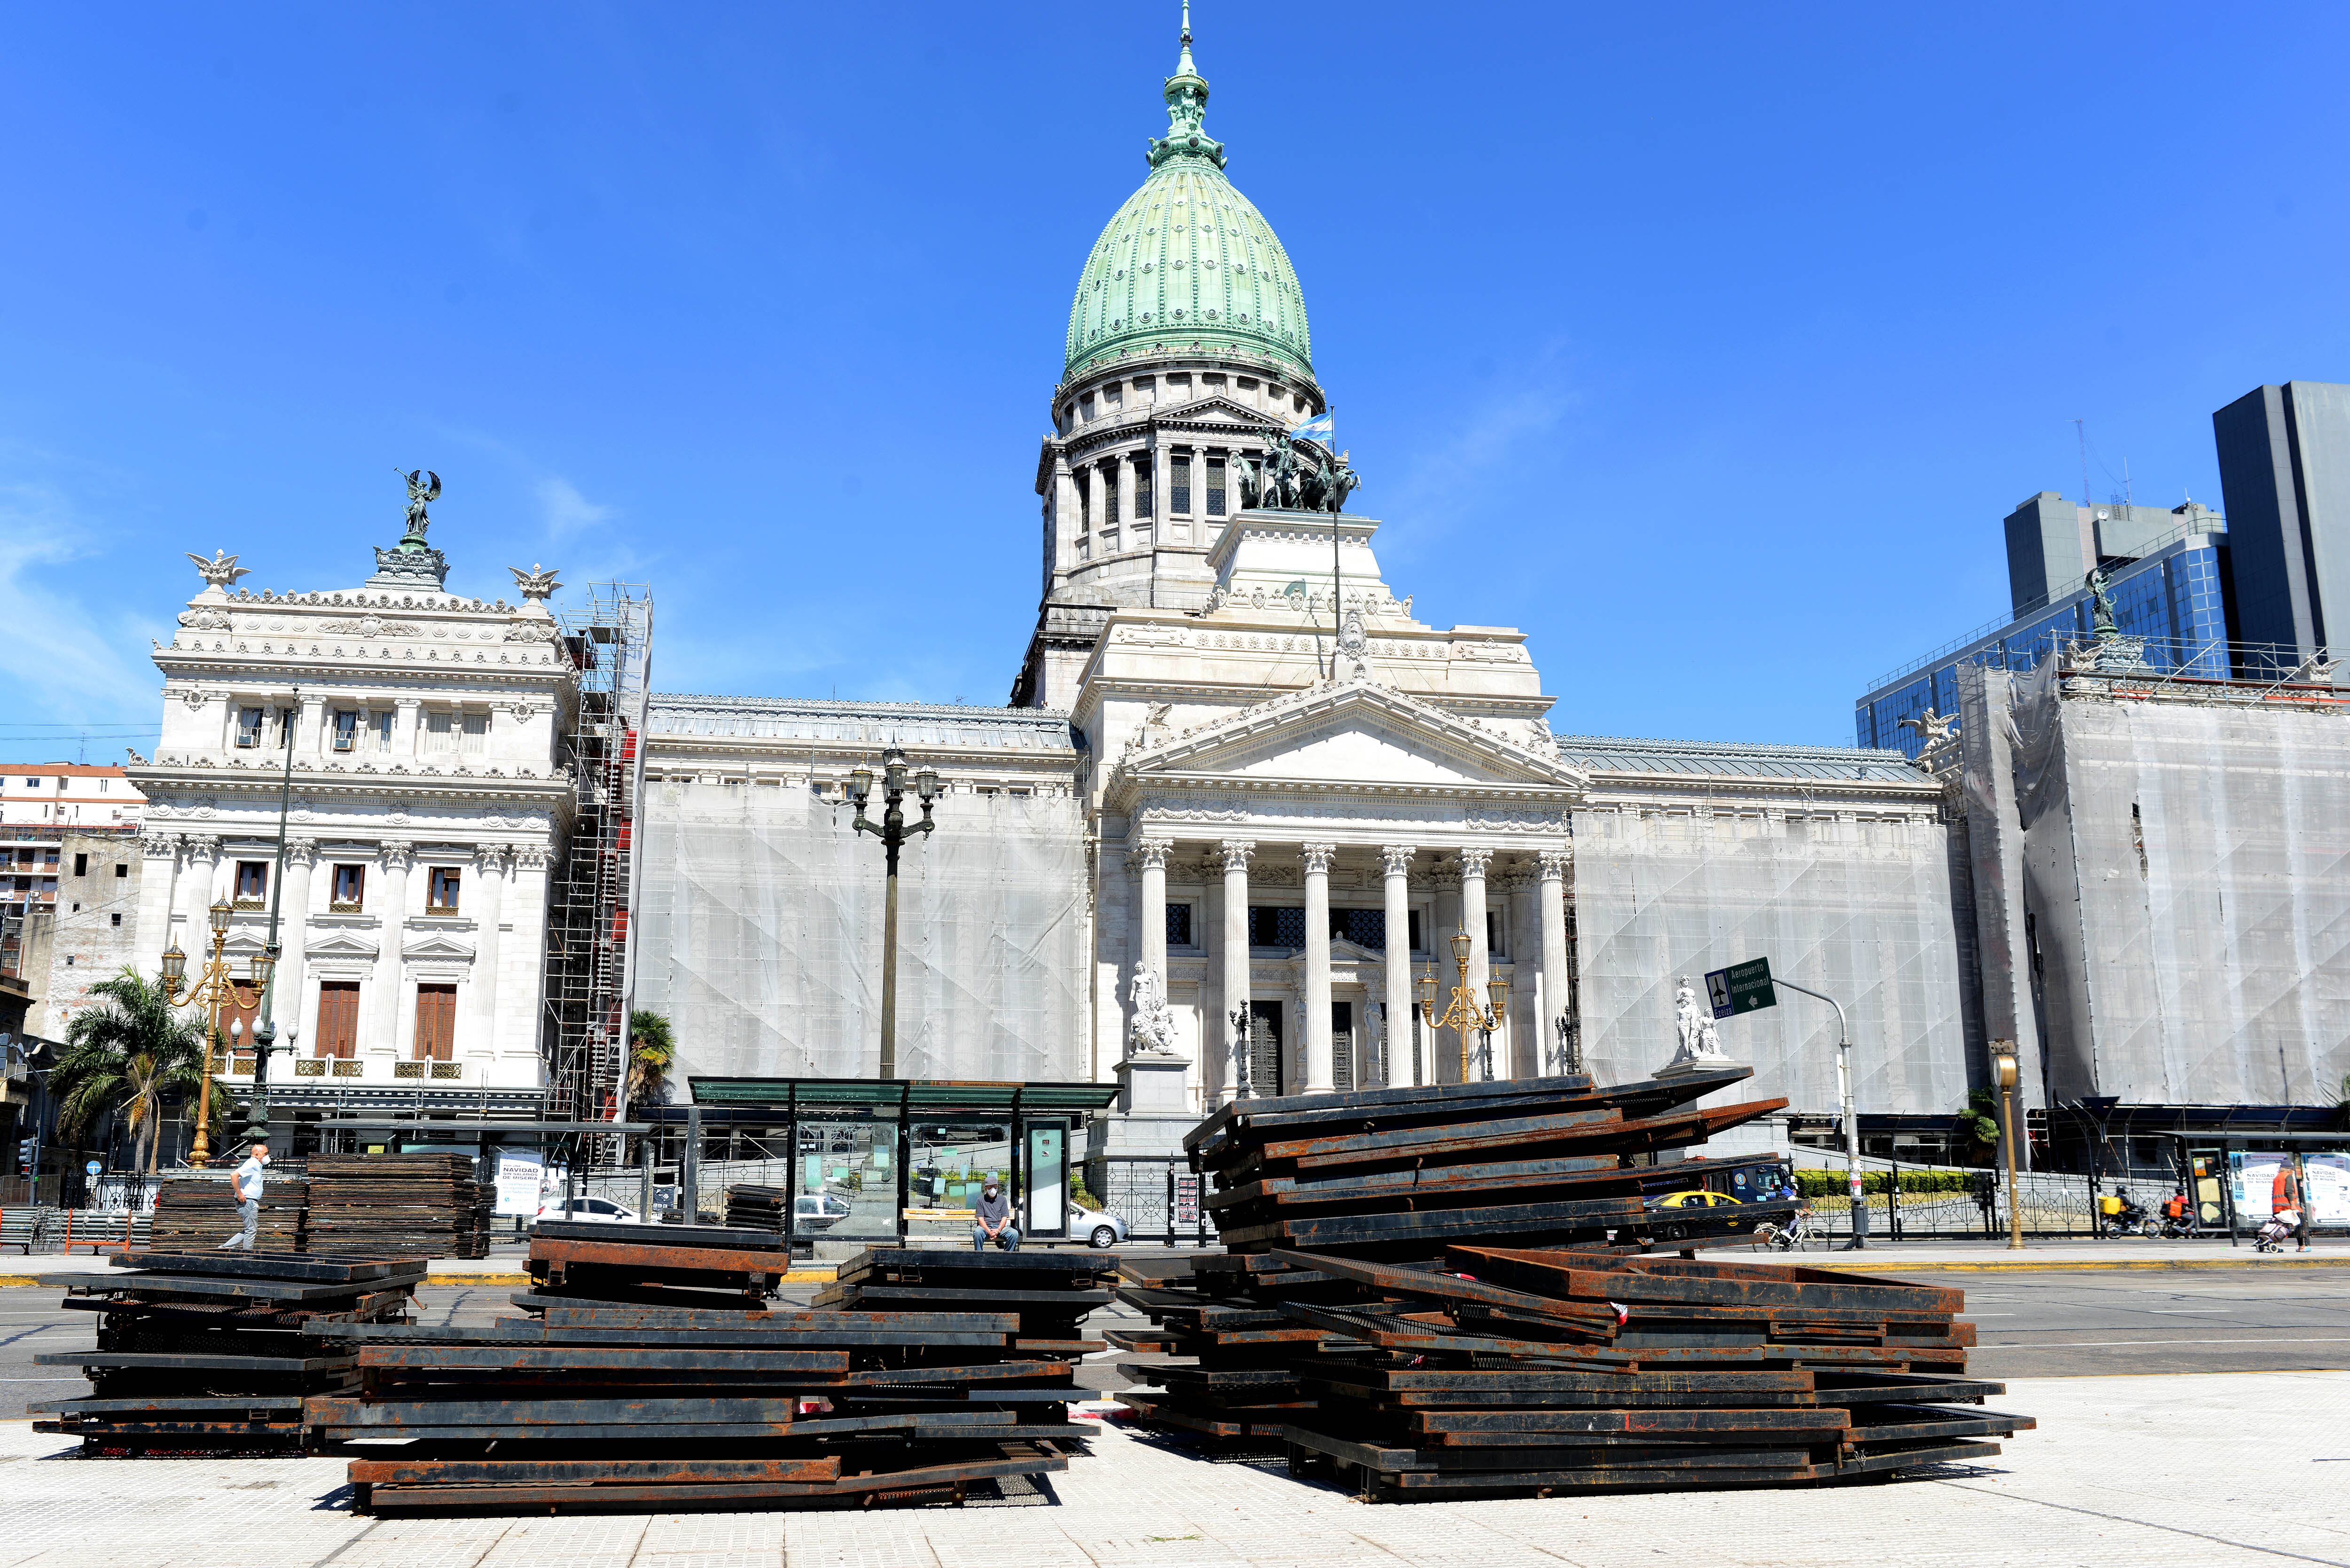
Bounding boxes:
0 1267 840 1289
1792 1254 2350 1273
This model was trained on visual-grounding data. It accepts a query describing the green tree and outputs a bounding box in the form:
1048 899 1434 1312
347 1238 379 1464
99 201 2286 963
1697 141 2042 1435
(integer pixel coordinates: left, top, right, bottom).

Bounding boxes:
627 1011 675 1108
51 967 223 1172
1958 1090 2002 1158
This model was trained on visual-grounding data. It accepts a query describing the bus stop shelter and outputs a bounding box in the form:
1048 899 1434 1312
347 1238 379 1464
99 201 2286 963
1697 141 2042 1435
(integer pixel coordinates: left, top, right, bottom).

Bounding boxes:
645 1078 1122 1250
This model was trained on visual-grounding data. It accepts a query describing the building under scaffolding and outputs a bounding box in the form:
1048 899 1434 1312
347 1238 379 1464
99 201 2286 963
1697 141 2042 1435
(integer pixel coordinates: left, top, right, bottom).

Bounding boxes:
1952 647 2350 1114
543 584 654 1122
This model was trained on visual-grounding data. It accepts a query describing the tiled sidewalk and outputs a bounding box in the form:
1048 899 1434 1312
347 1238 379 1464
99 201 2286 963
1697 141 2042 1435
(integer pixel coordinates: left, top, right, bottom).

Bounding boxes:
0 1372 2342 1568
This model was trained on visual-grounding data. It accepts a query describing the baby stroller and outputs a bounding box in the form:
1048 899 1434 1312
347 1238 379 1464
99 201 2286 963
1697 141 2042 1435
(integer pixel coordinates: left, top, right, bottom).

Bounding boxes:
2255 1207 2302 1253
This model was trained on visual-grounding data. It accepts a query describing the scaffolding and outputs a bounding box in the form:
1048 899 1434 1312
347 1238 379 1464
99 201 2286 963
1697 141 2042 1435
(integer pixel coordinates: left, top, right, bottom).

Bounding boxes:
543 583 654 1125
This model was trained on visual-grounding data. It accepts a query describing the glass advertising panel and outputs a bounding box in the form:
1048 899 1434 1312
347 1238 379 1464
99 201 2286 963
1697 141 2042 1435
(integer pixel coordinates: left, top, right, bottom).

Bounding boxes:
905 1121 1012 1246
2303 1153 2350 1225
794 1119 899 1245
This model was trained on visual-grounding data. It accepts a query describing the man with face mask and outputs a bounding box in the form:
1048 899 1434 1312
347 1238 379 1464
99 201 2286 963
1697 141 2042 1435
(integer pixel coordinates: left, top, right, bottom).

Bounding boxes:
972 1176 1020 1252
219 1137 269 1251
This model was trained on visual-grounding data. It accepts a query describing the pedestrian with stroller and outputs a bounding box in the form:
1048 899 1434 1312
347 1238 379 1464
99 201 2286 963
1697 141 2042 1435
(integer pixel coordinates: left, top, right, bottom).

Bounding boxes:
2272 1159 2310 1252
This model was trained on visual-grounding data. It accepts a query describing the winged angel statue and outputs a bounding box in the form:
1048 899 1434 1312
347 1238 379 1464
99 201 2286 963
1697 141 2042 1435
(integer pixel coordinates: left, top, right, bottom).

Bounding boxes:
398 468 442 536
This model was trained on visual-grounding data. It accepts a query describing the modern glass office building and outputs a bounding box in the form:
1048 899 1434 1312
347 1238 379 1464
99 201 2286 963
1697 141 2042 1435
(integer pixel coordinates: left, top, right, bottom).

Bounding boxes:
1856 528 2231 757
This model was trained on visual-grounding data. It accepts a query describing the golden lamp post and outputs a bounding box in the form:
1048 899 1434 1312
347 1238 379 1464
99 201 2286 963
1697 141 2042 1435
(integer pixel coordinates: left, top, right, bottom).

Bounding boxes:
159 899 273 1164
1992 1040 2024 1250
1418 927 1509 1083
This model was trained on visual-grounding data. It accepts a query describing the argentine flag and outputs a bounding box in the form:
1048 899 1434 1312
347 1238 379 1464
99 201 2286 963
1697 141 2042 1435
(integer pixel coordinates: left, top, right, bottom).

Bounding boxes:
1291 411 1336 449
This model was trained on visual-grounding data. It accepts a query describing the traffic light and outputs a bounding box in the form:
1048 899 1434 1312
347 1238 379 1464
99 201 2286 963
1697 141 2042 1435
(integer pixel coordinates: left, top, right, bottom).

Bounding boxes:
16 1138 31 1178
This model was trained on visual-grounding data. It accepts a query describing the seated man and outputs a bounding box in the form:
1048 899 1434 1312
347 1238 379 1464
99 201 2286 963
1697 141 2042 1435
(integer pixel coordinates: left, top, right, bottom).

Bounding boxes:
971 1178 1021 1252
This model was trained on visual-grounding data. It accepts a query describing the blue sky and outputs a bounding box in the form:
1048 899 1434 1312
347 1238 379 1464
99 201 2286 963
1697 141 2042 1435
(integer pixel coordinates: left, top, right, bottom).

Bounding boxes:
4 2 2346 763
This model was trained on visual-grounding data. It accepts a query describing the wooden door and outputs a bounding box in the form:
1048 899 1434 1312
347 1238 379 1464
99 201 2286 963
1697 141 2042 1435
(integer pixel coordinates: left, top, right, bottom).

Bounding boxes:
413 984 457 1061
315 982 360 1058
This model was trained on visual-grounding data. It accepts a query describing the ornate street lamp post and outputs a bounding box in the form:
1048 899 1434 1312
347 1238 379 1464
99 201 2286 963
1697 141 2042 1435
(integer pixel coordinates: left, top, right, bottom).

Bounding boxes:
247 683 300 1138
846 746 938 1080
159 899 272 1163
1417 928 1508 1083
1992 1041 2023 1251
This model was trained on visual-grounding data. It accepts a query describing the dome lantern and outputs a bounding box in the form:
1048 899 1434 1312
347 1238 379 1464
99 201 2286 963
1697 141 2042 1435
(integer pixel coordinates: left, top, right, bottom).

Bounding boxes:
1060 6 1318 394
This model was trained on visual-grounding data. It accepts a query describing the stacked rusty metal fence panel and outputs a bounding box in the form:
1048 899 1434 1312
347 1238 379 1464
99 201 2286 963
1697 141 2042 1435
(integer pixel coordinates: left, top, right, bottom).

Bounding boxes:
148 1177 310 1252
723 1184 788 1236
31 1250 422 1455
814 1249 1120 1359
1271 1244 2027 1499
1114 1070 2033 1499
305 1223 1090 1514
305 1154 491 1259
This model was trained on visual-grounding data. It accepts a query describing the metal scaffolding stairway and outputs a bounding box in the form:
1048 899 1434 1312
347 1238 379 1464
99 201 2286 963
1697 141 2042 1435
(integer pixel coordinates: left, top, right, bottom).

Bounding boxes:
544 583 654 1128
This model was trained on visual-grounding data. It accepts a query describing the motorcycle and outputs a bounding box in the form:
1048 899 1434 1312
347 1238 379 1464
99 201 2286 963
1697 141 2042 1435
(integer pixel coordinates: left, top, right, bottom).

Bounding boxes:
2099 1187 2156 1238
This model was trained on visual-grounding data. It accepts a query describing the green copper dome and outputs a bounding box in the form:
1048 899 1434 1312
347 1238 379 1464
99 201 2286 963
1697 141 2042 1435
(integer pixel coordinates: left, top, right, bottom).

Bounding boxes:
1062 18 1315 388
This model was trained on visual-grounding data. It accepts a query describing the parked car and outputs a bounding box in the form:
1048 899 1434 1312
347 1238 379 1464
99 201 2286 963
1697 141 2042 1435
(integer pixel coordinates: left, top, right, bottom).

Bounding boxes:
1642 1188 1740 1242
535 1195 639 1224
795 1192 852 1231
1645 1190 1743 1213
1068 1203 1128 1248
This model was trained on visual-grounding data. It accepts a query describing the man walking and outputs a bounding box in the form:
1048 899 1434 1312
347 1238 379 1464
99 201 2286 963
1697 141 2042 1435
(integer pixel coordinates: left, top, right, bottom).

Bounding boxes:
219 1137 269 1251
971 1177 1021 1253
2272 1158 2310 1252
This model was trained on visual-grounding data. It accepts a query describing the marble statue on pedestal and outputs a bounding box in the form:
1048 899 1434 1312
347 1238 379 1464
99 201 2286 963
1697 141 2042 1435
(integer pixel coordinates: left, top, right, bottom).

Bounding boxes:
1664 975 1735 1074
1125 964 1182 1059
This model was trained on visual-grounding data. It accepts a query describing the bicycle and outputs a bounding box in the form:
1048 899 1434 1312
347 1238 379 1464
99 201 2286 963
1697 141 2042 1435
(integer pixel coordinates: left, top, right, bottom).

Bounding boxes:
1751 1209 1828 1252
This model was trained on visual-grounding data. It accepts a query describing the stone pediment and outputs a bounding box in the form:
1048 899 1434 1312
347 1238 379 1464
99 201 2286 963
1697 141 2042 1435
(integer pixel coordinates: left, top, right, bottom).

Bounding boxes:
1118 681 1580 793
401 932 478 964
305 930 381 962
1155 394 1286 431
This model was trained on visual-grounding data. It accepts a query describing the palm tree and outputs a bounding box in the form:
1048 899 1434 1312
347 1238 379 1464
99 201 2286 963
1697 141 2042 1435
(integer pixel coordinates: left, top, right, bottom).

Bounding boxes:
627 1011 675 1110
52 968 222 1172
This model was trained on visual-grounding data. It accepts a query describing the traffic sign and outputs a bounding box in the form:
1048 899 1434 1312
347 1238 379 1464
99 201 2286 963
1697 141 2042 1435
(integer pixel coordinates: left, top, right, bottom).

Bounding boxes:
85 1160 102 1176
1704 958 1777 1020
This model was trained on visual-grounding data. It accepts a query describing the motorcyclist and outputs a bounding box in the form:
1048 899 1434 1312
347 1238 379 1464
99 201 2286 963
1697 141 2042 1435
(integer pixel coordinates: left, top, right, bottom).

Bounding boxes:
2110 1186 2149 1235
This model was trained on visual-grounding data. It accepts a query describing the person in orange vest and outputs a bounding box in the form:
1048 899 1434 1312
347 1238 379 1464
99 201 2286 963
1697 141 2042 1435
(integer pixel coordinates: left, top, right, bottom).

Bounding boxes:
2272 1160 2309 1252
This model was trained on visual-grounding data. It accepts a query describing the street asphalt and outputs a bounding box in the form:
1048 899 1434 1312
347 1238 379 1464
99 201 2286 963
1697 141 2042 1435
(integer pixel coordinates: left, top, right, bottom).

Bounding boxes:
3 1262 2343 1420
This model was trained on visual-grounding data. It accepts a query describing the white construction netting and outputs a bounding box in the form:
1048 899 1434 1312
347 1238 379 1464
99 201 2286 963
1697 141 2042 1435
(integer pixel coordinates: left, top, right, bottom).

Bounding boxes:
1572 806 1970 1116
2014 666 2350 1105
633 781 1088 1084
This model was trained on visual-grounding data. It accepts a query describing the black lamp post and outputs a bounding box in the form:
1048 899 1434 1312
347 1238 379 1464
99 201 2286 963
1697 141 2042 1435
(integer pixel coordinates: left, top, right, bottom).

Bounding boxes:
846 746 938 1080
246 683 300 1141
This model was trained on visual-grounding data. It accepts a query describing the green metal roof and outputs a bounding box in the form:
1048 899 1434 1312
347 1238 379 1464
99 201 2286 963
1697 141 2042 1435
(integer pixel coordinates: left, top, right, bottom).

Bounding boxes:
686 1077 1122 1114
1062 20 1315 388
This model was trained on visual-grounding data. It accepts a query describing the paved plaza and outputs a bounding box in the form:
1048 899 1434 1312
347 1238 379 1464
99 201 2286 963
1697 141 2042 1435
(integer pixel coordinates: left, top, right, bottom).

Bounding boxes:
0 1370 2342 1568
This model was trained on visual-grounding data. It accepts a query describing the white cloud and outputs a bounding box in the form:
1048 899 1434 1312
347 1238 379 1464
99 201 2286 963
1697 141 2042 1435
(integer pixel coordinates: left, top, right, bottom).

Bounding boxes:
0 482 166 737
537 476 618 539
1377 345 1581 562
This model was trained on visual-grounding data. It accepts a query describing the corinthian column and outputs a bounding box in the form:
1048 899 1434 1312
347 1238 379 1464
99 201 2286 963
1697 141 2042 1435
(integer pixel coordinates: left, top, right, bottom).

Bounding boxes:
1537 848 1573 1078
466 845 509 1060
1132 839 1170 999
135 833 181 978
1380 846 1417 1088
1458 847 1495 1081
278 839 317 1051
1301 843 1336 1092
370 840 413 1058
1218 840 1253 1101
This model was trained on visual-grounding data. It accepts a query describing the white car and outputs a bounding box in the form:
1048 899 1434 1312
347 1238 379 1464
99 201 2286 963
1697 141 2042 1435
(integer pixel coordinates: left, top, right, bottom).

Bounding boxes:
1069 1204 1128 1248
795 1193 852 1230
535 1196 639 1224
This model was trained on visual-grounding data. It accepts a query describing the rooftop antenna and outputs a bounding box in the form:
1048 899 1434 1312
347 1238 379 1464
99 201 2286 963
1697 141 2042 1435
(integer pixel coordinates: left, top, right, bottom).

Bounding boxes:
2074 419 2090 512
